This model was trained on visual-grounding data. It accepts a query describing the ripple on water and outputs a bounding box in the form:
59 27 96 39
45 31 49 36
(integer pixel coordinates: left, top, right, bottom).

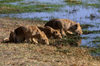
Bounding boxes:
82 34 100 47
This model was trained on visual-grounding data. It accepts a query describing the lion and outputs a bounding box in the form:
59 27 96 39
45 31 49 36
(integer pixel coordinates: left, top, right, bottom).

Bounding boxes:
45 19 83 36
4 26 49 45
38 26 62 39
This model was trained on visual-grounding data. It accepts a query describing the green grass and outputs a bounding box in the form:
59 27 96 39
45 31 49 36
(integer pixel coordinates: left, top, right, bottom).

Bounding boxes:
83 30 100 34
98 10 100 13
94 37 100 40
64 0 82 5
0 4 63 14
50 35 82 47
19 1 40 5
86 3 100 8
90 48 100 56
81 24 94 29
81 24 100 34
0 0 23 3
92 37 100 44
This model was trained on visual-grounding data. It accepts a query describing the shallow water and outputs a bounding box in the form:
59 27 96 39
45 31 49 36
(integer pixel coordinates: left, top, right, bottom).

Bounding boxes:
0 0 100 48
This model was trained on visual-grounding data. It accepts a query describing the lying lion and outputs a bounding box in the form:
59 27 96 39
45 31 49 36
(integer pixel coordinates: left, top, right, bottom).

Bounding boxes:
45 19 83 36
38 26 62 39
4 26 49 45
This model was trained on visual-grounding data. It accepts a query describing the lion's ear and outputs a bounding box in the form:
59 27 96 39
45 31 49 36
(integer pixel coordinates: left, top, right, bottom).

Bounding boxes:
77 23 80 27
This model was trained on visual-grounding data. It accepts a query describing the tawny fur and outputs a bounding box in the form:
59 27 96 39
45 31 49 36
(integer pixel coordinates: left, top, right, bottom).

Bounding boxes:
45 19 83 36
4 26 49 44
38 26 62 39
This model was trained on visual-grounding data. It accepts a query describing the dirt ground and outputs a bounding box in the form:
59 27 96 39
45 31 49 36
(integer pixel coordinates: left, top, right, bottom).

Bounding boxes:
0 18 100 66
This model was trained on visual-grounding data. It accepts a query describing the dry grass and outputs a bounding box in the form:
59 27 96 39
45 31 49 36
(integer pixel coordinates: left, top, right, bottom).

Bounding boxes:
0 18 100 66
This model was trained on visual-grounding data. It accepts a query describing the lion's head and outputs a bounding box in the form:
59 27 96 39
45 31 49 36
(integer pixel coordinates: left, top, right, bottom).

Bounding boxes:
36 31 49 45
68 23 83 35
52 30 62 39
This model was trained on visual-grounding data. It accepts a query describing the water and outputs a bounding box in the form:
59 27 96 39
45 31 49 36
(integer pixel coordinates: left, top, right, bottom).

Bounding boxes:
0 0 100 48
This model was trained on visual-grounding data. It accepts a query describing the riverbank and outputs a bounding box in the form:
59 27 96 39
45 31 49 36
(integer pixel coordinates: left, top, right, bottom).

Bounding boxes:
0 18 100 66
